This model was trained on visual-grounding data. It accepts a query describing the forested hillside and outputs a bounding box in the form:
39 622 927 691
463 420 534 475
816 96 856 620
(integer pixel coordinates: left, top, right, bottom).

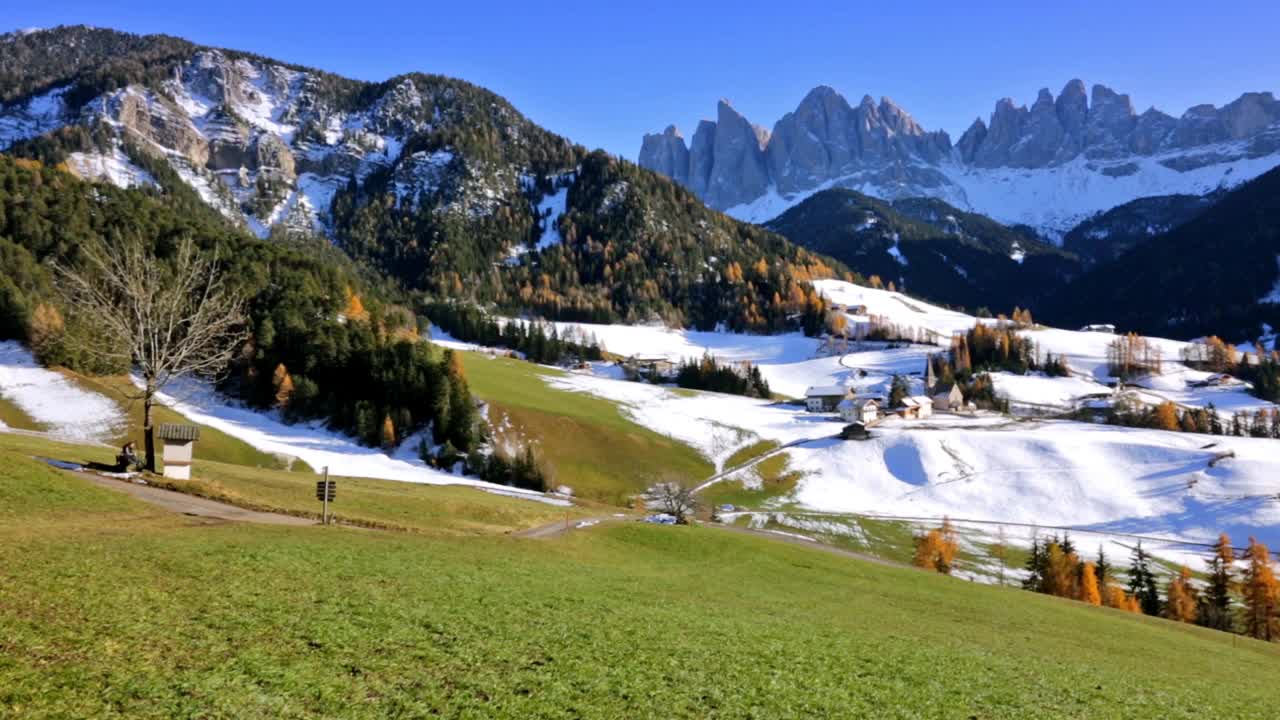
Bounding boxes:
764 188 1080 313
1040 165 1280 339
1 26 845 335
0 155 480 453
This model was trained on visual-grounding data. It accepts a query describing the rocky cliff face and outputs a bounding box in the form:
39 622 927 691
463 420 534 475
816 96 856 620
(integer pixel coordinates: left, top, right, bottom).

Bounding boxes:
640 81 1280 235
0 36 576 241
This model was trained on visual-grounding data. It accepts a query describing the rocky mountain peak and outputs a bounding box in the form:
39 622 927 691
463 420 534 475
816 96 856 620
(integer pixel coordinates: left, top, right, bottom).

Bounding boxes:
639 79 1280 232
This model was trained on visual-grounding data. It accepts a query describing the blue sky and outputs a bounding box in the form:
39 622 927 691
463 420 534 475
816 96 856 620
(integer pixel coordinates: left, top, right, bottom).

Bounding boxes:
4 1 1278 158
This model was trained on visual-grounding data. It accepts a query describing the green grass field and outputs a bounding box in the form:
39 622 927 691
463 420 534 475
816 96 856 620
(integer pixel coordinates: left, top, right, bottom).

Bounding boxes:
2 447 1278 718
0 431 583 536
461 353 712 503
702 451 804 510
0 395 44 432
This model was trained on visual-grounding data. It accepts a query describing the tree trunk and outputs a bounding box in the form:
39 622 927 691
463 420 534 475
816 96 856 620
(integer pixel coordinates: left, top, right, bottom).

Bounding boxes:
143 382 156 473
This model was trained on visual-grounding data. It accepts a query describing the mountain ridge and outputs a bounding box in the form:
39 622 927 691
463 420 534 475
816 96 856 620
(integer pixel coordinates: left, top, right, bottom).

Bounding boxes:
640 82 1280 235
0 25 847 332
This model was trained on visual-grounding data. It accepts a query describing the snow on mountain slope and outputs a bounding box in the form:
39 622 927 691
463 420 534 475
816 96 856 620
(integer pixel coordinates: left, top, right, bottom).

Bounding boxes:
726 148 1279 239
0 86 68 146
0 342 124 443
811 278 981 340
65 147 157 189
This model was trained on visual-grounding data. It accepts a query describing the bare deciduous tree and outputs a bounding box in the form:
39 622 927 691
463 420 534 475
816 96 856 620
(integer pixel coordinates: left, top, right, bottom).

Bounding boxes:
54 236 247 471
643 479 698 524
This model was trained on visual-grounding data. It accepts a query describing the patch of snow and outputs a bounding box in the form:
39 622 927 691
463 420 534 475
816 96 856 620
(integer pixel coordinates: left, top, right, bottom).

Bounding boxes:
141 375 543 494
0 85 68 148
66 148 156 189
534 186 569 251
0 341 124 443
886 232 907 266
1261 256 1280 304
1009 241 1025 264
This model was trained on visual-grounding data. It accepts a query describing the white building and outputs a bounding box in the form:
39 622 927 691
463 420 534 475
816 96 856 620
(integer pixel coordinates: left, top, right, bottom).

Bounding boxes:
804 386 853 412
838 398 880 424
897 396 934 419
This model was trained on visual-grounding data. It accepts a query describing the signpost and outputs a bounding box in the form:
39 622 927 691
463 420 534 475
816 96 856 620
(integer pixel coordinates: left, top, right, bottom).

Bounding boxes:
315 466 335 525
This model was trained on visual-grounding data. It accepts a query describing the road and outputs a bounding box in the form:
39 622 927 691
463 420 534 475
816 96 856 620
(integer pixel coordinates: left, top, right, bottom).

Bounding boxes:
71 469 316 526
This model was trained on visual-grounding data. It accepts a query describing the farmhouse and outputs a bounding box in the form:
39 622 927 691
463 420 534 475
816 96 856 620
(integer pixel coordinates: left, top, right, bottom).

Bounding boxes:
931 383 964 411
804 385 853 412
626 355 676 379
897 396 934 419
838 398 880 424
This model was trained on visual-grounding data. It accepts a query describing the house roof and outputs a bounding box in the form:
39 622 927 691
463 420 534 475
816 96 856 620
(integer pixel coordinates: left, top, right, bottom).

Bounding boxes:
805 385 849 398
908 395 933 405
157 423 200 442
836 398 856 410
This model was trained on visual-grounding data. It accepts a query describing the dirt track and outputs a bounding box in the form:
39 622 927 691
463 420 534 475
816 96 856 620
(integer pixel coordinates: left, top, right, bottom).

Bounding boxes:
72 470 316 526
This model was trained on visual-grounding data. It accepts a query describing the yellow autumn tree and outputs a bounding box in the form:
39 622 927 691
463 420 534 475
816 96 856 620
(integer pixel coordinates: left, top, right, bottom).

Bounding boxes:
1242 537 1279 641
1044 542 1080 599
1164 565 1198 623
446 348 466 381
344 287 369 322
271 363 294 409
1079 562 1102 606
913 517 959 575
1103 584 1129 610
380 414 397 450
1154 401 1181 432
28 302 65 361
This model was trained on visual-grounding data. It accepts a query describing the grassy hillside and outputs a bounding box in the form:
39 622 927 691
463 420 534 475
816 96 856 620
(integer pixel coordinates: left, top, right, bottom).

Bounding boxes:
0 432 580 535
0 395 43 432
461 352 713 503
1 448 1277 718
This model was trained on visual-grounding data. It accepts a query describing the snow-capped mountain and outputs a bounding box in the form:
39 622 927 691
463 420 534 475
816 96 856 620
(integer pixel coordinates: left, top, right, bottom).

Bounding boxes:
639 83 1280 237
0 27 577 241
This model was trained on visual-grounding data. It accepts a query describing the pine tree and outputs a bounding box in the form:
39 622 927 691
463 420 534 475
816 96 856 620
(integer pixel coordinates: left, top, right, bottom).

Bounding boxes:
1023 537 1046 592
1198 533 1236 631
1095 546 1111 590
889 374 910 409
271 363 294 409
1242 537 1279 641
1164 566 1198 623
1128 542 1161 616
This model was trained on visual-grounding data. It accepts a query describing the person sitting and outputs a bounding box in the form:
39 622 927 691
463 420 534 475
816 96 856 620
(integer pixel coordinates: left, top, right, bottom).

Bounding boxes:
117 441 140 472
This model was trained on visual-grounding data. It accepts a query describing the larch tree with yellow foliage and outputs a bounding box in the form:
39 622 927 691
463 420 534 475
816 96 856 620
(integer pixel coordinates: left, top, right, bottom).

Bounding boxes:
913 517 959 575
344 287 369 322
1164 566 1198 623
1079 562 1102 606
1242 537 1279 641
1153 401 1181 432
271 363 294 409
380 414 397 450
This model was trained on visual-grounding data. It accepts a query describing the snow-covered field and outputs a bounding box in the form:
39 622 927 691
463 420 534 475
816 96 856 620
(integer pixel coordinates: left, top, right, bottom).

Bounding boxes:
0 341 124 443
140 376 545 495
486 280 1280 569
